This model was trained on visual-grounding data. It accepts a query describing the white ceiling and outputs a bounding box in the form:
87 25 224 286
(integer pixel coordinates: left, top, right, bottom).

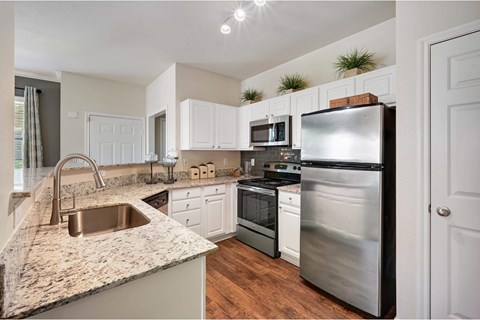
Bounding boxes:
14 1 395 86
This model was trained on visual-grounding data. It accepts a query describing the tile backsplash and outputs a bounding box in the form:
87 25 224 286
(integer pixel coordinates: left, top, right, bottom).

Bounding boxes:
241 147 301 175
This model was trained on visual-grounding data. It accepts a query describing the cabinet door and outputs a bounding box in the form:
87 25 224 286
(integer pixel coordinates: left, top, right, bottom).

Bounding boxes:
269 96 291 117
355 66 396 105
250 101 270 120
278 203 300 266
204 194 226 238
215 104 237 149
319 78 355 109
190 100 216 149
237 105 251 149
291 88 319 149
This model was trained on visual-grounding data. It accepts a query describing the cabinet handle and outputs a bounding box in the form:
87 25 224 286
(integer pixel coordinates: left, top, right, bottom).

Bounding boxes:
186 204 190 208
212 145 215 148
215 188 218 192
279 206 282 209
205 199 209 203
289 197 292 201
265 114 268 118
186 218 190 224
187 192 190 196
217 146 220 149
271 114 274 117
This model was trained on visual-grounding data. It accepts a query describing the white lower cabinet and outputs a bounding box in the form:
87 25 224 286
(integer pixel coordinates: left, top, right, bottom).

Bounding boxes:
278 191 301 266
169 184 235 241
204 194 226 238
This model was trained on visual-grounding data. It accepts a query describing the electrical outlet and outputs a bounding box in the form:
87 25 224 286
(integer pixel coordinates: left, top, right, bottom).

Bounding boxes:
224 157 228 166
183 159 188 166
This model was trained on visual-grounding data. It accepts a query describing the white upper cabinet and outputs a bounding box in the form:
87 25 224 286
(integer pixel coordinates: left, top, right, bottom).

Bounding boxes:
237 105 252 150
319 77 355 109
181 99 215 150
181 99 237 150
269 95 291 117
355 66 396 105
250 101 270 120
291 87 319 150
250 96 291 120
215 104 237 149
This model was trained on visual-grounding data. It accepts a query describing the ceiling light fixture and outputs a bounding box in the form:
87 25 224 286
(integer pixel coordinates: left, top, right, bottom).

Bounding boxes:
234 8 246 22
220 1 268 35
220 23 231 35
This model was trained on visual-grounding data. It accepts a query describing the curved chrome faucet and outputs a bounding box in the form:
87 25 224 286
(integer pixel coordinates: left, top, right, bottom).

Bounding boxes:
50 153 106 225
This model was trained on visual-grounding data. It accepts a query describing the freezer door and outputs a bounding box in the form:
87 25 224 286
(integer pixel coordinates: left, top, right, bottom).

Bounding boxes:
300 166 382 316
301 105 383 163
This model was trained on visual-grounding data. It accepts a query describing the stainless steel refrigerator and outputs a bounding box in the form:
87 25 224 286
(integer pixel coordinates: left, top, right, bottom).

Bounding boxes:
300 104 395 317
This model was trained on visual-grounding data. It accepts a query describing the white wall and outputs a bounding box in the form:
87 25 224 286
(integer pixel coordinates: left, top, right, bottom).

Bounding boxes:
0 2 15 250
175 64 242 171
396 2 480 318
60 72 146 157
146 63 242 171
241 18 396 100
146 64 176 153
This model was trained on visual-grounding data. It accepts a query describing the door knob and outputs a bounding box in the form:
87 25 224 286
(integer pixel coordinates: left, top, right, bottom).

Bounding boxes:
436 206 451 217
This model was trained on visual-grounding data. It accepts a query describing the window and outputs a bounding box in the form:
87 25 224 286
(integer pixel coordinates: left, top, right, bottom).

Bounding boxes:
14 96 24 169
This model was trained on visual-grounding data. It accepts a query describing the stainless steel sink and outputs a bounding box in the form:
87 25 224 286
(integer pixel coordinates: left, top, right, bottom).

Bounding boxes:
68 204 150 237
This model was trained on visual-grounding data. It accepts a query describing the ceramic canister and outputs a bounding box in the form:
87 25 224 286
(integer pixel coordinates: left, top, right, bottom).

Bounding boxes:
198 164 208 179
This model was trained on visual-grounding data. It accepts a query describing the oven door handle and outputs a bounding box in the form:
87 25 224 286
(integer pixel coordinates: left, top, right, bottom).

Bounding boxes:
237 184 276 196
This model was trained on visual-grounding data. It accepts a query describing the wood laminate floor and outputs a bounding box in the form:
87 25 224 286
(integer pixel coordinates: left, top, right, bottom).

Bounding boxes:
206 237 396 319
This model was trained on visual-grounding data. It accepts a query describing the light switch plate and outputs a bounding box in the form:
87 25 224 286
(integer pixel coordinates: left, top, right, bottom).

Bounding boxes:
68 111 78 119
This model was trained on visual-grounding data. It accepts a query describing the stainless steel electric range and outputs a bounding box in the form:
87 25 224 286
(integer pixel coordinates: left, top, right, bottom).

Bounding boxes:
236 162 301 258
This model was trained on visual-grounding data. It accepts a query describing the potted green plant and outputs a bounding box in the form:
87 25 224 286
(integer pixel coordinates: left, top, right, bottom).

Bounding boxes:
240 88 263 105
334 48 376 78
232 166 243 177
277 73 308 95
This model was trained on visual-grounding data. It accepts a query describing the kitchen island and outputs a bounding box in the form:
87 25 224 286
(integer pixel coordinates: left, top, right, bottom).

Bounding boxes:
0 175 245 318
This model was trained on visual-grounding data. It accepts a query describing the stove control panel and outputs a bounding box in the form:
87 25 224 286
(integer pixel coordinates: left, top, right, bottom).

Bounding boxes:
263 162 301 174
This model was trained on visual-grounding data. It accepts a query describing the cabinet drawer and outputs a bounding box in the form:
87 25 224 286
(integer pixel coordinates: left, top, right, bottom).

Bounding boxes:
171 187 201 200
279 192 300 207
171 198 202 213
172 209 201 227
203 184 226 196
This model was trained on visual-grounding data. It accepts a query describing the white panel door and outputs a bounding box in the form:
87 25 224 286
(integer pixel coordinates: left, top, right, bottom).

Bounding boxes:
204 194 226 238
431 31 480 319
355 66 396 105
215 104 237 149
89 115 143 165
291 87 319 149
319 78 355 109
190 100 215 149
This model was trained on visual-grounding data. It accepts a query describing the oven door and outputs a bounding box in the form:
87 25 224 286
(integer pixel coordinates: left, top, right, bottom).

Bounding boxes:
237 185 277 238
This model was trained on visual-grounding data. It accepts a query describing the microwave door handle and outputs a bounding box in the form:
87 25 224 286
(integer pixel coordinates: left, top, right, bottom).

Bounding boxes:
272 122 277 142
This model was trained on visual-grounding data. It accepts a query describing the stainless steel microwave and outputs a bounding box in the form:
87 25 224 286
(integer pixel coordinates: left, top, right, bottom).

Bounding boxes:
250 115 291 147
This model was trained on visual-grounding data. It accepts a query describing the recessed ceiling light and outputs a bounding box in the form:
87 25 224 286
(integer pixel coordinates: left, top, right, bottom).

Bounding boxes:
254 0 266 7
220 23 231 34
234 8 246 22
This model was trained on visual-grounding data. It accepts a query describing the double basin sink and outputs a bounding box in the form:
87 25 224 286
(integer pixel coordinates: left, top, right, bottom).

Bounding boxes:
67 204 150 237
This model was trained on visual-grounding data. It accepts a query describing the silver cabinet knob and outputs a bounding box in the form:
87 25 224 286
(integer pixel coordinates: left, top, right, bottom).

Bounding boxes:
217 146 220 149
212 145 215 148
436 206 451 217
186 218 190 224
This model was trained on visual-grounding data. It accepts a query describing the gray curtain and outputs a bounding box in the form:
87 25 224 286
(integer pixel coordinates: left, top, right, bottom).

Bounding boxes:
23 86 44 168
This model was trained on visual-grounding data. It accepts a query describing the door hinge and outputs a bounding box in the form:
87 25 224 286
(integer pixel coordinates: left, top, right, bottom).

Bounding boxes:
428 204 431 213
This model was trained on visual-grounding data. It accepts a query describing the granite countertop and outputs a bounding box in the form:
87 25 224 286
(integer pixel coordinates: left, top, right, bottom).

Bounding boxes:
278 183 301 194
13 167 54 198
3 176 247 318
